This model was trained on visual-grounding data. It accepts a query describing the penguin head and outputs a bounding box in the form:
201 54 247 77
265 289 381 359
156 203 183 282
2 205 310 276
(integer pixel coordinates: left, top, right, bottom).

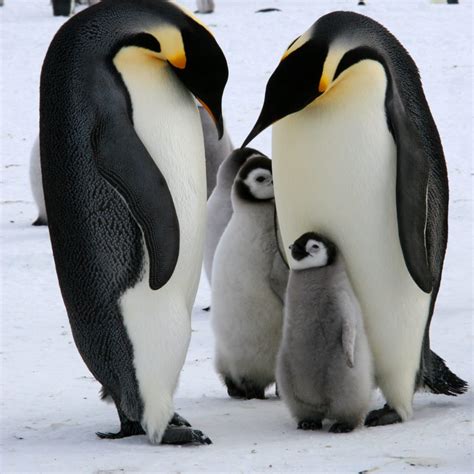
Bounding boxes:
234 156 274 202
242 11 399 146
111 1 228 137
289 232 337 270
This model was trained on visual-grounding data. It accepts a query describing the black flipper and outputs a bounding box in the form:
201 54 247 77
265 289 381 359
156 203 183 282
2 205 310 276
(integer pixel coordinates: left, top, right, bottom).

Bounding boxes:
92 115 180 290
386 86 433 293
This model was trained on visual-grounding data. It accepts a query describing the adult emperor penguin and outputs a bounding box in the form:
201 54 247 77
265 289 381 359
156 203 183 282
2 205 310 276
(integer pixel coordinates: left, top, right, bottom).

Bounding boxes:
243 11 467 425
40 0 227 444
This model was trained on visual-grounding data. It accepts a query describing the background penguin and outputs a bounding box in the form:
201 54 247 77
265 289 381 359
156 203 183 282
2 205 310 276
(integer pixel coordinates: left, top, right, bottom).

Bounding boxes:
28 108 232 226
277 232 373 433
211 156 283 399
40 0 227 444
29 137 47 226
204 147 265 282
243 11 467 426
52 0 75 16
198 105 234 198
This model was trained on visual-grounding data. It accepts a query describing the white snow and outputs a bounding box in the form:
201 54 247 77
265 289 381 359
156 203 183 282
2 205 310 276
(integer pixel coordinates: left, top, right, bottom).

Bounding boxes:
1 0 472 472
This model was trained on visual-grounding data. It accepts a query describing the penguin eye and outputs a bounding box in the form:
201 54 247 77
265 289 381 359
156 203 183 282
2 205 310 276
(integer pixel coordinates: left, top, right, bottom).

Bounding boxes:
256 176 266 183
311 244 320 250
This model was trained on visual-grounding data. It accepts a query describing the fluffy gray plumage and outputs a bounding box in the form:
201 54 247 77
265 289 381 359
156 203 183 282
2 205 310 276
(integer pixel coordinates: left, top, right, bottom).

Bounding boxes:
277 234 373 431
204 147 265 282
211 156 283 399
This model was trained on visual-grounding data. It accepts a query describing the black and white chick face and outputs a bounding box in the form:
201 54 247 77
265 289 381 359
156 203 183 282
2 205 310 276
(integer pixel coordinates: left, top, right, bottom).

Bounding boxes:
289 232 337 270
234 156 274 202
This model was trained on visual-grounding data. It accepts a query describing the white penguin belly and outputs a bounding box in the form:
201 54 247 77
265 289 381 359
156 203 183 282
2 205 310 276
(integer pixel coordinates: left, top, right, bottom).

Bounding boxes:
273 61 430 419
114 50 206 442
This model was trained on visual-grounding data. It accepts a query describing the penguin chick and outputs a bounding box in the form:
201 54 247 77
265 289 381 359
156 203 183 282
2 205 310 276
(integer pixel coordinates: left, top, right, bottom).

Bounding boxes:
29 137 47 226
211 156 283 399
204 147 266 282
277 232 374 432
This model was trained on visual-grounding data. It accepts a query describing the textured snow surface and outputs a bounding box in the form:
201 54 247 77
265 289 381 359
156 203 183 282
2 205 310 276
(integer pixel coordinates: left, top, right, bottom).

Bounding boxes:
1 0 472 472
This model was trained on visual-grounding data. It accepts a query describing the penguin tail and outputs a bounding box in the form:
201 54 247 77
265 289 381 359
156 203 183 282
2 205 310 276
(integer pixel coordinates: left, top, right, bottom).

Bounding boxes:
99 386 113 403
424 351 468 396
32 216 48 226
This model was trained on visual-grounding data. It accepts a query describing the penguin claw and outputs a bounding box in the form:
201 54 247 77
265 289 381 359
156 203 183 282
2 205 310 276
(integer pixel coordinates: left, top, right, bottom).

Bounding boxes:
161 426 212 445
96 420 145 439
365 405 402 427
329 422 354 433
297 419 323 431
170 412 192 427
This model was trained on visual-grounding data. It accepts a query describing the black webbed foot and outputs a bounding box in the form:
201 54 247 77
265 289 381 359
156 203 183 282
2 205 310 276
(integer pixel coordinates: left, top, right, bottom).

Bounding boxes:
241 378 265 400
225 376 246 399
169 412 191 427
297 419 323 431
365 404 402 427
329 422 355 433
161 426 212 445
96 420 145 439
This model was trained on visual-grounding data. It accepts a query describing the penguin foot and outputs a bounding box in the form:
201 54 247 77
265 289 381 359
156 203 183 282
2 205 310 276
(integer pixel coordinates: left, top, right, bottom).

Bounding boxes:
170 412 192 427
225 376 247 399
365 404 402 427
96 420 145 439
297 419 323 431
329 422 354 433
161 426 212 445
241 378 266 400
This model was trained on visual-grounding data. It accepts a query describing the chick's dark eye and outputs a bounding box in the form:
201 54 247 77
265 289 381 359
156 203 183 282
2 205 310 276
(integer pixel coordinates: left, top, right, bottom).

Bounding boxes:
256 176 265 183
312 244 319 250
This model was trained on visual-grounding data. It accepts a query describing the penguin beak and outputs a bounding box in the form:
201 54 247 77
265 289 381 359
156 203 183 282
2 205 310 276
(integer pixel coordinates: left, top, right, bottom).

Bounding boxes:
289 242 308 261
170 22 228 139
242 39 328 147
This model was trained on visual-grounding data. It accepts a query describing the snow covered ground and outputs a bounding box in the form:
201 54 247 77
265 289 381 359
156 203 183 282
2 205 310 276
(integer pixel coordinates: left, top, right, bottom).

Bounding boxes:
1 0 472 472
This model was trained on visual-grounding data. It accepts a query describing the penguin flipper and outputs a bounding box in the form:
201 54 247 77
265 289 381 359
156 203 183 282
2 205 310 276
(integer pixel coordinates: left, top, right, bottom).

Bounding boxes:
93 117 180 290
387 88 433 293
339 291 356 368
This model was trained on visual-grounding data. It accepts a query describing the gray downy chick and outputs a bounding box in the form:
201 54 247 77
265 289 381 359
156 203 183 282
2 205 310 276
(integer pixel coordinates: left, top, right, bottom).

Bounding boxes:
211 156 283 399
204 147 266 282
277 232 374 432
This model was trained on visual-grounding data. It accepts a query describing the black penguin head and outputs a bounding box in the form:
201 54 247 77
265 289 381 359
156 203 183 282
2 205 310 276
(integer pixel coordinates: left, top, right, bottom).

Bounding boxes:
289 232 337 270
115 1 228 137
242 11 399 147
234 156 274 202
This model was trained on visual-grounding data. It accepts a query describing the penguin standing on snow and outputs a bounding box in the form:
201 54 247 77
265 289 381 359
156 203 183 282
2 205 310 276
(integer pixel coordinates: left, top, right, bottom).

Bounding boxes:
40 0 227 444
204 147 266 282
243 11 467 426
211 156 283 399
277 233 373 433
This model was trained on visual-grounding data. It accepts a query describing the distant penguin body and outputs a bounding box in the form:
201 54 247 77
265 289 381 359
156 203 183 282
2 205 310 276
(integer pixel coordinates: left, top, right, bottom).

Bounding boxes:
40 0 227 444
198 105 234 198
244 11 466 425
277 233 373 432
211 156 283 399
29 137 47 226
204 147 265 282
